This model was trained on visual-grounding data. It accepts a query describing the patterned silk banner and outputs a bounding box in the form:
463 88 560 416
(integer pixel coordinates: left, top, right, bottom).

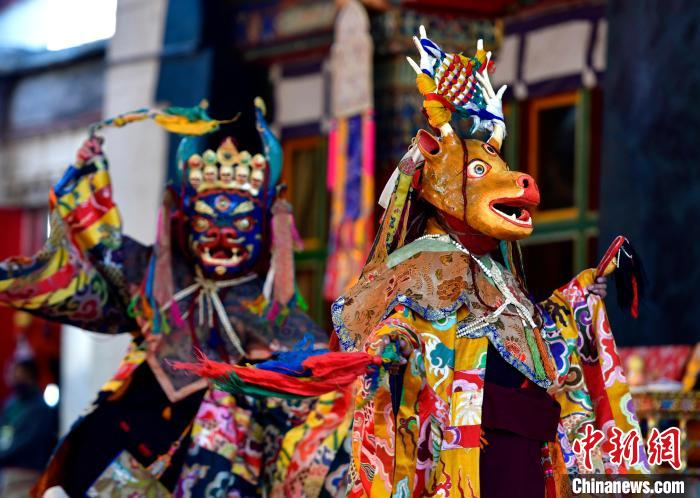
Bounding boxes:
323 112 375 300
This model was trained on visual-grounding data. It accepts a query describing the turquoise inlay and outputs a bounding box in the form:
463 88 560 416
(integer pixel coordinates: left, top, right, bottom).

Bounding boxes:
387 236 458 268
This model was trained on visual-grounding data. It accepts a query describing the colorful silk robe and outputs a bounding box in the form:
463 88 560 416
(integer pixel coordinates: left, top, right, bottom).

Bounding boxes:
269 389 355 498
332 235 647 498
0 147 328 497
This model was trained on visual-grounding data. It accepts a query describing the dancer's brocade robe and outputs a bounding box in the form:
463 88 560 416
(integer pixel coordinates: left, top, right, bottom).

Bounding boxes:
333 234 648 498
0 151 335 497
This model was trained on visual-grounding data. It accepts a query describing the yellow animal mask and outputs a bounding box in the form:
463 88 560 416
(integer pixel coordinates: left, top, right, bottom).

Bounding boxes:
416 129 540 242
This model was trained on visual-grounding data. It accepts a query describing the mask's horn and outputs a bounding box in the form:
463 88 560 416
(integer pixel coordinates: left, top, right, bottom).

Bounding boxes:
254 97 282 187
439 123 454 137
487 121 505 153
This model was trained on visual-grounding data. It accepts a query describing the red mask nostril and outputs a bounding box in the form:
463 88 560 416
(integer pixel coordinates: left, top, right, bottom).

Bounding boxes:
219 228 239 245
516 174 535 190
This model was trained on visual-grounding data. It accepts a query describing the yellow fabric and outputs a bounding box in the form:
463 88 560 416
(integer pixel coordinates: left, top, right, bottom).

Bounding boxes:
349 305 488 497
415 73 452 129
101 344 147 393
73 207 121 251
271 390 353 497
153 114 230 135
54 169 111 206
682 343 700 392
0 235 65 294
17 271 89 309
52 167 122 253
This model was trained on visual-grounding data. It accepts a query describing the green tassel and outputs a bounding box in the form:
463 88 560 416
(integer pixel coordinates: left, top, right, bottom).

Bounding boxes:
295 286 309 312
160 312 171 335
499 240 512 272
214 373 306 400
524 326 546 380
127 296 141 318
275 306 290 327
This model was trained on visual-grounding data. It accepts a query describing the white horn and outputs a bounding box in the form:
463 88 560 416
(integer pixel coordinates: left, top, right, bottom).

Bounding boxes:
487 121 505 152
439 123 454 136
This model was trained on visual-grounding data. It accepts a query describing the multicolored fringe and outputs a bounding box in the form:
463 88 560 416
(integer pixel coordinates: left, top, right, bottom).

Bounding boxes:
173 337 383 399
323 111 375 300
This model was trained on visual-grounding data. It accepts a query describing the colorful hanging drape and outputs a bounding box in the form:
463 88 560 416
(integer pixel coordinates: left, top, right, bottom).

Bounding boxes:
323 112 375 300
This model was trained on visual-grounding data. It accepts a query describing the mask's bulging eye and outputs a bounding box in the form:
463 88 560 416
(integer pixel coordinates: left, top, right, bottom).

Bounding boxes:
193 217 211 232
234 217 252 232
482 143 498 156
467 160 491 178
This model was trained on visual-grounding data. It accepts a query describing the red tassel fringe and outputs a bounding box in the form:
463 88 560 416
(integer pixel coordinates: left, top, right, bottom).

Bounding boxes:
172 351 381 397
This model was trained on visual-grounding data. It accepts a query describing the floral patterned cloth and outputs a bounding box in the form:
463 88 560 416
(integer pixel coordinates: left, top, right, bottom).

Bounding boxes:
347 304 488 497
269 389 354 498
175 389 266 497
542 271 649 477
333 236 647 498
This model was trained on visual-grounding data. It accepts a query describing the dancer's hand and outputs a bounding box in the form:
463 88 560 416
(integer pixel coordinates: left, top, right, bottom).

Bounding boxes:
587 276 608 298
379 335 413 374
75 136 104 167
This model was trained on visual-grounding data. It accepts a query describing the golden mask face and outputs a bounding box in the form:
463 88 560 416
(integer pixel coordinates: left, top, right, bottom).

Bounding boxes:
416 130 540 241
